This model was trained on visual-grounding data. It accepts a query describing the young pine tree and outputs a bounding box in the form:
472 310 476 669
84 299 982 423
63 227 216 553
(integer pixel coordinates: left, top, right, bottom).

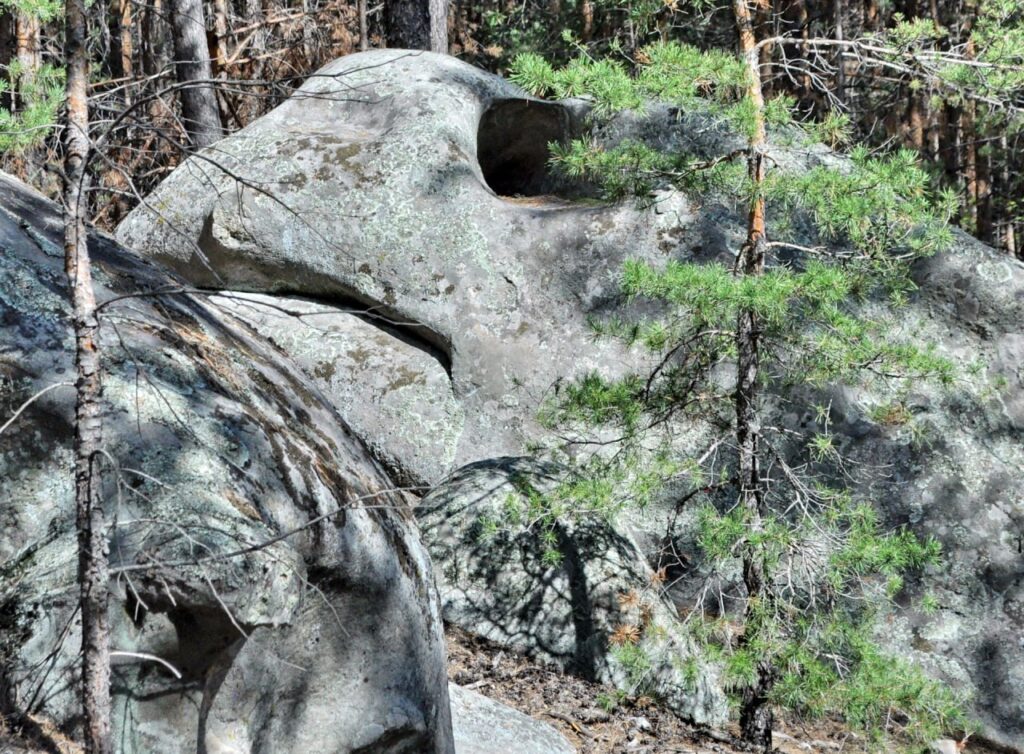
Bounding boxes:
511 18 972 754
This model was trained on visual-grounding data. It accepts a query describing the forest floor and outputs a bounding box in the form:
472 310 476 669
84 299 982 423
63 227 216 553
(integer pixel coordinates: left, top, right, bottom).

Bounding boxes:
0 626 994 753
446 624 979 754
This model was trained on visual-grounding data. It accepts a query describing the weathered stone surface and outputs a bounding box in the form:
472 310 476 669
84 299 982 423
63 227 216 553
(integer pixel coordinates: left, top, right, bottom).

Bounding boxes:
116 50 1024 746
211 292 461 487
418 458 727 726
116 49 686 484
0 173 453 753
449 683 576 754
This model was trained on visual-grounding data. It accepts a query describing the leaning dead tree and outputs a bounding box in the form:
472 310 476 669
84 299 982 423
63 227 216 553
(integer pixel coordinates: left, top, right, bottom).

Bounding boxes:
63 0 113 748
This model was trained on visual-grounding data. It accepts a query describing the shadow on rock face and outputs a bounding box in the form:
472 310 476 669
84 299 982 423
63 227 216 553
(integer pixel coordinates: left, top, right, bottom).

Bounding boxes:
477 98 598 200
114 48 1024 747
0 173 453 754
416 457 727 727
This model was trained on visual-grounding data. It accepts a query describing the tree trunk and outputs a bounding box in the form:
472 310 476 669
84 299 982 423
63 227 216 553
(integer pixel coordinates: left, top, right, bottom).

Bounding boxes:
430 0 447 53
832 0 844 105
863 0 879 31
241 0 266 89
119 0 133 78
782 0 810 104
1000 133 1016 256
14 8 39 104
169 0 223 148
211 0 230 70
733 2 773 752
385 0 447 52
359 0 369 50
0 12 15 112
906 93 926 150
141 0 161 77
64 0 113 750
976 137 992 243
15 10 39 73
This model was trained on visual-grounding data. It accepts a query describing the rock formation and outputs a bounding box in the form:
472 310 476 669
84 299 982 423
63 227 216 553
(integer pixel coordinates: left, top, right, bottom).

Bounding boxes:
116 50 1024 748
419 458 727 726
0 173 453 753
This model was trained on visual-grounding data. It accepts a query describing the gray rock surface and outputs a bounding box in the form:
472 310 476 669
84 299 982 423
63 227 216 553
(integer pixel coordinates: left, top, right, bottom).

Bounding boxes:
419 458 727 727
115 49 685 484
211 292 462 488
449 683 576 754
0 173 453 753
115 50 1024 746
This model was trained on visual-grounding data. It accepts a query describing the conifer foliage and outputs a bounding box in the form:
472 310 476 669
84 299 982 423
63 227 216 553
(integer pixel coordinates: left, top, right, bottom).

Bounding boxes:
512 9 972 752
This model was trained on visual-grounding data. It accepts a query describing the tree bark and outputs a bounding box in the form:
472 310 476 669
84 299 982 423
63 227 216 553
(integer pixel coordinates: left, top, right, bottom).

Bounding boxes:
141 0 161 77
0 12 15 112
119 0 133 78
429 0 447 54
359 0 369 50
832 0 845 105
211 0 230 70
733 3 773 752
782 0 810 103
15 10 39 74
385 0 447 52
976 136 992 243
64 0 113 750
1000 133 1016 256
169 0 223 148
14 8 39 108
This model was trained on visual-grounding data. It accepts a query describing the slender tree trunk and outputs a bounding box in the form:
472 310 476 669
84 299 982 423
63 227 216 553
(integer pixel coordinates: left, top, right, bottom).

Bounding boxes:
832 0 844 105
753 0 772 96
14 8 39 109
906 94 926 150
863 0 879 31
976 137 992 243
385 0 447 52
733 2 773 751
241 0 265 89
1000 133 1016 256
141 0 159 76
430 0 447 53
359 0 369 50
211 0 230 70
64 0 113 751
782 0 810 104
581 0 593 41
962 108 978 231
0 12 16 112
169 0 223 148
15 10 39 73
119 0 133 78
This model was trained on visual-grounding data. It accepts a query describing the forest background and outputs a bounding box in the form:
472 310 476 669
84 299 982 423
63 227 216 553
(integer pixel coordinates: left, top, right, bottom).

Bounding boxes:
0 0 1022 257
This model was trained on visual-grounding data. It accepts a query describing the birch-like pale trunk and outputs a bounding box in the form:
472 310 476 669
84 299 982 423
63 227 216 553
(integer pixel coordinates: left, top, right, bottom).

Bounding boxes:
63 0 113 750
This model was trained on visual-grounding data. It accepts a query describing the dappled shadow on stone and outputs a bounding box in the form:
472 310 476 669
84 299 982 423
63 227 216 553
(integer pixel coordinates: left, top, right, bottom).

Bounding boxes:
417 457 726 726
0 173 453 754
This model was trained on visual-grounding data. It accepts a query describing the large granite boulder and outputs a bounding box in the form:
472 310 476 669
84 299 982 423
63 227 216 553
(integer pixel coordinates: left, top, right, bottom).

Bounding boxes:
209 292 462 489
418 458 727 727
449 683 576 754
0 173 453 753
115 49 687 487
115 50 1024 747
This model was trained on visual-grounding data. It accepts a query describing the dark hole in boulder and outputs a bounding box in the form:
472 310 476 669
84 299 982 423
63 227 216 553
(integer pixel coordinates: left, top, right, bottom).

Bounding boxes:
477 99 596 200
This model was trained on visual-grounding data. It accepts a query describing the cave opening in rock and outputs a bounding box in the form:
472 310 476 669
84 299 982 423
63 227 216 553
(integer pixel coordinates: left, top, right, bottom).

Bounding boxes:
477 99 593 200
